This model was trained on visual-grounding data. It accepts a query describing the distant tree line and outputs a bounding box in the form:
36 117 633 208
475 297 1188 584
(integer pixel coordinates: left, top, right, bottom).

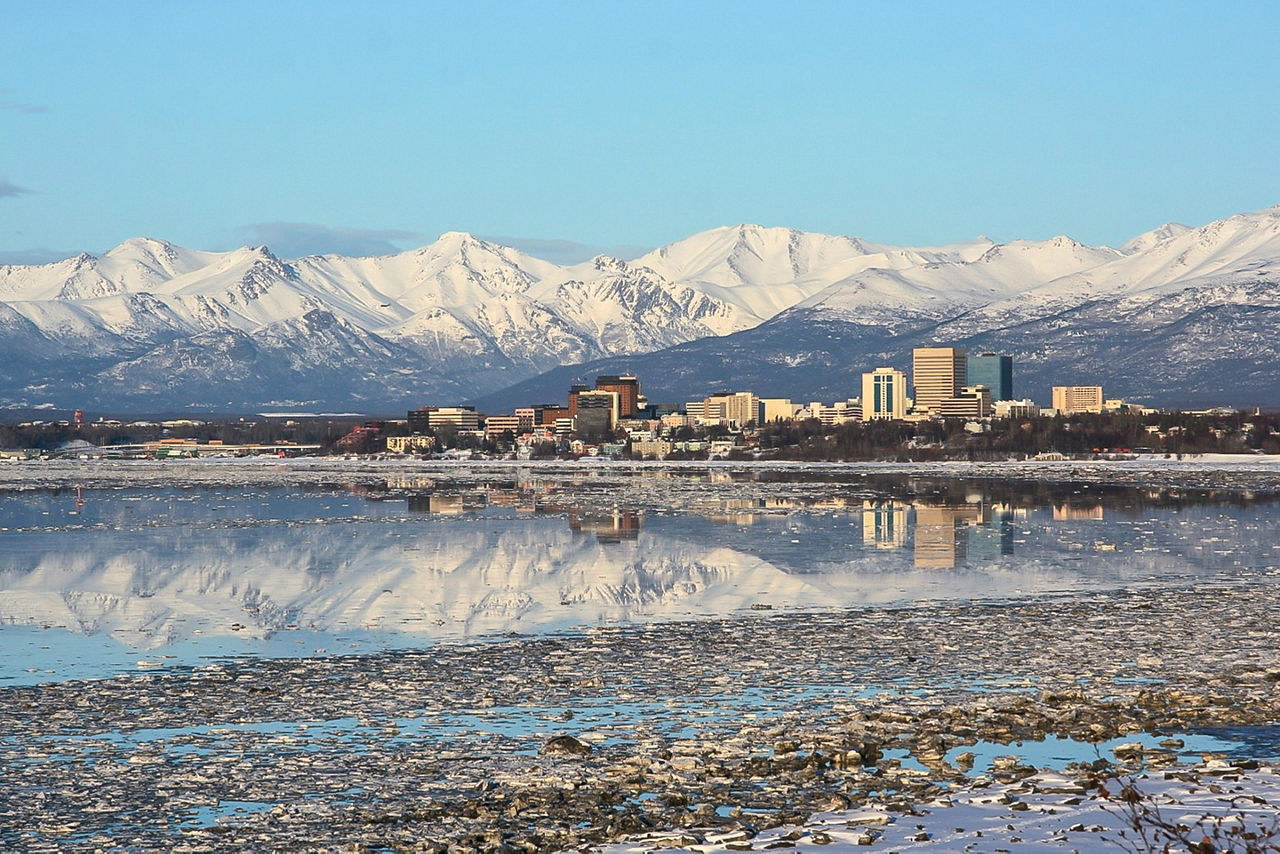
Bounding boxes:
2 410 1277 460
0 418 363 453
751 411 1280 461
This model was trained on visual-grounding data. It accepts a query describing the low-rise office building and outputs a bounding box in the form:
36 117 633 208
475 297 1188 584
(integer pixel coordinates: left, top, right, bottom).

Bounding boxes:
429 406 480 431
760 398 799 423
1052 385 1104 415
801 399 862 425
386 435 438 454
993 398 1041 419
938 385 993 418
484 415 522 438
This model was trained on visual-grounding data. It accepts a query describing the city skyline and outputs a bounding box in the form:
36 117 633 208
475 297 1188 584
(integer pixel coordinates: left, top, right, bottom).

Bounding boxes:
410 346 1116 432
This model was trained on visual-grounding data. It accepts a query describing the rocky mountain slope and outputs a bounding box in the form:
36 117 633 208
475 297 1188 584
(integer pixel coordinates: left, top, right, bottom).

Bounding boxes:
475 207 1280 411
1 205 1278 413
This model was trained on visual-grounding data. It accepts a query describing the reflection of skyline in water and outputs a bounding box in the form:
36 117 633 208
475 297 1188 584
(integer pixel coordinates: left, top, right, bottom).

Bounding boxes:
0 472 1276 681
405 489 641 542
862 500 1099 569
865 501 1022 569
396 484 1109 569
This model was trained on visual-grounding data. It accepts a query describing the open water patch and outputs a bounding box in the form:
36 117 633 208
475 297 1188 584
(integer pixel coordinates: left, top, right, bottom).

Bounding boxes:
941 727 1280 774
180 800 274 828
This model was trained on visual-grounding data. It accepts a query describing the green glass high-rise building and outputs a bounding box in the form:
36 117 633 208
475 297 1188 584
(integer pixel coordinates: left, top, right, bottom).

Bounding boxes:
966 353 1013 402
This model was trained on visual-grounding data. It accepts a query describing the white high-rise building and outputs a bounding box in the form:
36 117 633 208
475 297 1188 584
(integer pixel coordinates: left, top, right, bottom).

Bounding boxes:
861 367 908 420
689 391 761 427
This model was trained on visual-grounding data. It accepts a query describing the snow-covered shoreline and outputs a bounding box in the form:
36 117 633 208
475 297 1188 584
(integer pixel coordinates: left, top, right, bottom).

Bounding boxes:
606 763 1280 853
1 453 1278 493
7 582 1280 850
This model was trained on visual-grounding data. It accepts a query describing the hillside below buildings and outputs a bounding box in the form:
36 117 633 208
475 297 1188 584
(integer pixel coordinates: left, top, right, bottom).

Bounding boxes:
1 204 1279 413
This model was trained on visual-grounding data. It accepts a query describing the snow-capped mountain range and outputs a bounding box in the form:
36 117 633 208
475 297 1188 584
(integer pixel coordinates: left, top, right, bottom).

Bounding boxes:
2 204 1279 412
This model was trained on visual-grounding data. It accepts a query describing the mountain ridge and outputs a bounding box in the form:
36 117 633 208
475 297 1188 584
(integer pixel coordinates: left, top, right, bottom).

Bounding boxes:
2 205 1279 413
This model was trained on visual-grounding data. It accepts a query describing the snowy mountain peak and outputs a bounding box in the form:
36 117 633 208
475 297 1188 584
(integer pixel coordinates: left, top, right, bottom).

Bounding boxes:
431 231 504 256
414 231 552 273
591 255 628 273
1121 222 1193 255
1 203 1279 411
437 230 480 242
106 236 177 256
247 245 282 262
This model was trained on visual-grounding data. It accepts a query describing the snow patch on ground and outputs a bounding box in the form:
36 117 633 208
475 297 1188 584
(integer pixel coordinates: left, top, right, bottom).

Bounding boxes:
605 764 1280 853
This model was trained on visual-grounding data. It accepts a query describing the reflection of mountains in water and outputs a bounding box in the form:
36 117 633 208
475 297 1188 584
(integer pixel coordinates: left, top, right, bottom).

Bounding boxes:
2 473 1267 650
0 521 822 648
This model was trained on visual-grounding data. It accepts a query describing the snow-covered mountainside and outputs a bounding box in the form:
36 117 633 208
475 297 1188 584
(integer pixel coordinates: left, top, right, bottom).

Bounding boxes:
1 205 1279 412
473 206 1280 412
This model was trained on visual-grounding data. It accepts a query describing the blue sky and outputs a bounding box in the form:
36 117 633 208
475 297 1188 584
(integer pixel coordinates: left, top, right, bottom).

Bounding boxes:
3 1 1279 262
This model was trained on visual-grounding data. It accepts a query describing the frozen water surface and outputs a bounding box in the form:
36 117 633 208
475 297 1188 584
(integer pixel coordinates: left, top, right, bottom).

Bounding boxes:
2 459 1280 849
2 462 1277 684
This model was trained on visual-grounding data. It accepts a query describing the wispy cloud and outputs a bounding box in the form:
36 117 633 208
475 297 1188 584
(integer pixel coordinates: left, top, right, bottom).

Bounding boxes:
483 236 650 265
0 177 33 199
0 88 49 114
232 222 424 258
0 248 79 266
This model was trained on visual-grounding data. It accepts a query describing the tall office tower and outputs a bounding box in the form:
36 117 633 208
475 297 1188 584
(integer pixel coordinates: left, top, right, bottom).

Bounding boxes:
967 353 1013 401
912 347 966 414
567 383 591 416
861 367 908 420
595 375 640 418
575 390 621 437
